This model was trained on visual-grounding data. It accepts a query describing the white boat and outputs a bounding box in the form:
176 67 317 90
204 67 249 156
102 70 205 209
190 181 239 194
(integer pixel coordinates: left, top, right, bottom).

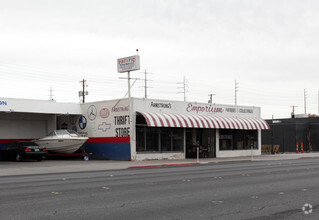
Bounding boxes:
33 130 88 154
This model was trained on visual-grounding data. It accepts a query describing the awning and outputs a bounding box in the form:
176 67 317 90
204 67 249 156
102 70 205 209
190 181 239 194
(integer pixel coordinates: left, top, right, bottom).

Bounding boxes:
137 112 270 130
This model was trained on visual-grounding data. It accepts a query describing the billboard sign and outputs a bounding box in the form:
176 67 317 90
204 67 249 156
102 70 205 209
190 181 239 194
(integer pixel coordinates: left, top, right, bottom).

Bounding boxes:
117 55 140 73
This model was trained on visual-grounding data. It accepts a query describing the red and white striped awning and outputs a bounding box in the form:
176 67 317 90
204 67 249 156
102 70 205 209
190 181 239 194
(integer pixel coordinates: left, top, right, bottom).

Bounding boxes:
138 112 270 130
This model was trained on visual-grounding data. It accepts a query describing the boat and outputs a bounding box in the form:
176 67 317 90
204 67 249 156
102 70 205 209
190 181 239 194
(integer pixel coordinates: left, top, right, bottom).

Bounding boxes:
33 130 88 154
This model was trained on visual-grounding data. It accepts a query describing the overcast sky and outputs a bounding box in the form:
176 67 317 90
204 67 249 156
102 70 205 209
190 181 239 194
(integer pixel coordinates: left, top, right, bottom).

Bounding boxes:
1 0 318 119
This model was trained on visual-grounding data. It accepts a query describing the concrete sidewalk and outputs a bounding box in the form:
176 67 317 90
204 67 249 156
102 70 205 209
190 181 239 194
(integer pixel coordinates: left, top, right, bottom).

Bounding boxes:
1 152 319 177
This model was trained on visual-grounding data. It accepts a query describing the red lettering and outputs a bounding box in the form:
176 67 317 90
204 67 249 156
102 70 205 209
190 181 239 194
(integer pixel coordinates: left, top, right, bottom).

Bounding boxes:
186 103 193 112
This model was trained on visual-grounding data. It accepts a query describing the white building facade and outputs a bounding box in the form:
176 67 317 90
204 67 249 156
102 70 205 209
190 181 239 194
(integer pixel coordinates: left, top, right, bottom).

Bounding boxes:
0 97 269 161
79 98 269 160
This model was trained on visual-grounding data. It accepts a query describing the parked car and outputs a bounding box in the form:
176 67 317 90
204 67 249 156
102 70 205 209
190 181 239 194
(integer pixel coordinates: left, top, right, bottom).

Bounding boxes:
0 141 47 162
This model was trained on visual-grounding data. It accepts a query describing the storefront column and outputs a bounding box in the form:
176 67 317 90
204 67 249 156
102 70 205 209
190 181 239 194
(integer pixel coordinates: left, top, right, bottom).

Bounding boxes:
215 129 220 158
257 129 262 155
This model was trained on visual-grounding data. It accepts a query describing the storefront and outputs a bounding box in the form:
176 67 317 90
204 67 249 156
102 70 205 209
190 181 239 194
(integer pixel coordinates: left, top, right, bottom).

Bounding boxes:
0 97 269 161
128 98 269 160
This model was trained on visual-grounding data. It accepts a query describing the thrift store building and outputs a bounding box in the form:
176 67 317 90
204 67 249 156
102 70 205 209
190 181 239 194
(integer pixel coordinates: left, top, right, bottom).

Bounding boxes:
0 97 270 161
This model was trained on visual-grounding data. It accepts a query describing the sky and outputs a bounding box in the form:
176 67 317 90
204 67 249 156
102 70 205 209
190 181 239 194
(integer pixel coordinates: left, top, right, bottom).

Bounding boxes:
0 0 318 119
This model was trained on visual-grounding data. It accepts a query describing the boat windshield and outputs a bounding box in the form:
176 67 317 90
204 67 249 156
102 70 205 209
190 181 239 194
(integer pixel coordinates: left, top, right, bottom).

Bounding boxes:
47 131 57 137
67 130 80 137
47 130 80 137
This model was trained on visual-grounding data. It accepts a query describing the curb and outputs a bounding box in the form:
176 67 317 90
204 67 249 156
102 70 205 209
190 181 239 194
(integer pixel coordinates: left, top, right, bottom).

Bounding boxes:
129 162 200 169
301 156 319 159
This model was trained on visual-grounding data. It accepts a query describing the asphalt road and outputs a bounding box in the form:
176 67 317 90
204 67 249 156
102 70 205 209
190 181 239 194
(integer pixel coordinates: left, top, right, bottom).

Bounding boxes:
1 159 319 220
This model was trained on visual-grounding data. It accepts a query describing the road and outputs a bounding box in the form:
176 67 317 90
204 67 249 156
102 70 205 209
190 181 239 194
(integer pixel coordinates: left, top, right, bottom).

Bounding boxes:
1 158 319 220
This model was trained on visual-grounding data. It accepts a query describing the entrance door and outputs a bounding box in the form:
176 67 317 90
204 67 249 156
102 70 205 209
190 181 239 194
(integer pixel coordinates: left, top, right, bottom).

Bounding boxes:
202 129 215 158
186 128 216 158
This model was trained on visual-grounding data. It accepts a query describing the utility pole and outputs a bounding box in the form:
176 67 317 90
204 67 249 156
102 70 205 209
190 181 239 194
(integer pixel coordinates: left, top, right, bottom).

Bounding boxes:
177 75 188 101
79 79 88 103
290 105 298 118
235 80 239 105
304 89 307 114
144 69 147 98
318 91 319 115
208 93 215 103
48 86 54 101
290 105 298 113
141 69 152 99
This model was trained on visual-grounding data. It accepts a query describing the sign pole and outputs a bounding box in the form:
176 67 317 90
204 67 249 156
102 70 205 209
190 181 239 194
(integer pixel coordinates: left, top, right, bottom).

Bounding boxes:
128 71 131 99
117 53 140 161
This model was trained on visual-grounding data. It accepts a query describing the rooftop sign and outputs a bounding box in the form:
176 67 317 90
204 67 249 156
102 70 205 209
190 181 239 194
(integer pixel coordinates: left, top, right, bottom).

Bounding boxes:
117 55 140 73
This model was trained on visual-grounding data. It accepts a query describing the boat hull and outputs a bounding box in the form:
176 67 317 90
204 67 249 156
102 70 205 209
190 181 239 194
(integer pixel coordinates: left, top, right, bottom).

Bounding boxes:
34 138 88 154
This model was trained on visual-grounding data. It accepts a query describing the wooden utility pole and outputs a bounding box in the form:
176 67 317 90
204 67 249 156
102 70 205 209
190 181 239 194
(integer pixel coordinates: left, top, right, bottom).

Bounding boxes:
79 79 87 103
290 105 298 118
290 105 298 113
208 93 215 103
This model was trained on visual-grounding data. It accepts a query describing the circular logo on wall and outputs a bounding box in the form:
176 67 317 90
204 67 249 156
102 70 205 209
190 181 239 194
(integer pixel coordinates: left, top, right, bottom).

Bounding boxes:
87 105 97 121
79 116 87 129
100 108 110 118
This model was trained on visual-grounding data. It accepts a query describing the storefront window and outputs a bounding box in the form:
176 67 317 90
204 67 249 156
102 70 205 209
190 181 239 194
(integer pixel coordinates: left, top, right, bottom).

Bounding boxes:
146 127 159 152
136 126 184 153
136 126 145 151
172 129 184 151
160 129 171 151
219 129 233 150
219 129 258 150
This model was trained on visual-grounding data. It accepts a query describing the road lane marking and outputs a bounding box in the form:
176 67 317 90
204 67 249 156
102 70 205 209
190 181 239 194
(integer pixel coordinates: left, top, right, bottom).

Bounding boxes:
146 182 157 185
302 203 313 215
212 200 224 205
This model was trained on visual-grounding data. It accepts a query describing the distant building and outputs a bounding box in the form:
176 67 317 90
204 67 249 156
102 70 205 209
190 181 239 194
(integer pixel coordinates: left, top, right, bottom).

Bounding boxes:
262 117 319 152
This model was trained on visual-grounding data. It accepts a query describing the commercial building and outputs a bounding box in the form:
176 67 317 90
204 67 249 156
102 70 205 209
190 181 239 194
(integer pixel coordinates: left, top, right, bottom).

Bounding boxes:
262 117 319 153
0 98 81 149
0 97 269 160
